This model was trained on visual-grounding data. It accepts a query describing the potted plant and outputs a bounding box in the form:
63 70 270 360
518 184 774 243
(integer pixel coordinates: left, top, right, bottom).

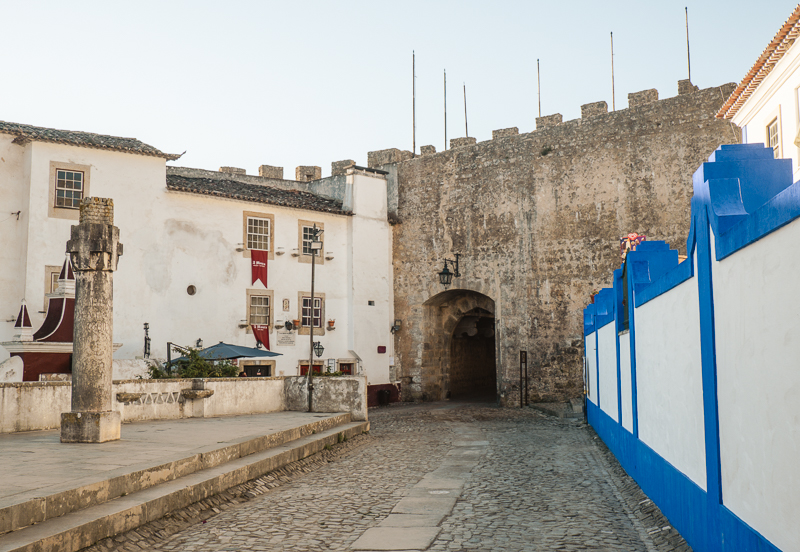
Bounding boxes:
327 319 336 330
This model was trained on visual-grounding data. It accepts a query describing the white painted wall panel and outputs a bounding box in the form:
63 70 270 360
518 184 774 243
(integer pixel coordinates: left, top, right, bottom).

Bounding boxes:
635 272 706 491
618 331 633 432
586 333 597 405
597 323 618 422
712 225 800 552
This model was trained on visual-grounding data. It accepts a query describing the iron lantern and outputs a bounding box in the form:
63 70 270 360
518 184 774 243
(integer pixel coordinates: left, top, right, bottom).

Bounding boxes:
437 253 461 289
313 341 324 358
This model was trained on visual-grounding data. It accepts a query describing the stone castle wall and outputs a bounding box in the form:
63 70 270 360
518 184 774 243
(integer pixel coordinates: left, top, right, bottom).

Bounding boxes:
380 82 740 406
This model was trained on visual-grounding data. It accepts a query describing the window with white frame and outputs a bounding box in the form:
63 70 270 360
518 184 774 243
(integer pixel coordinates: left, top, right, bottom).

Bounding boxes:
247 216 270 251
55 169 84 209
249 295 270 325
302 225 316 255
301 296 322 328
768 118 780 159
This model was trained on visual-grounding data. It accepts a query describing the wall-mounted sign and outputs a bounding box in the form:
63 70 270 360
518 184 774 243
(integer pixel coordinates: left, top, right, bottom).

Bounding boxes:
282 298 290 312
276 328 295 347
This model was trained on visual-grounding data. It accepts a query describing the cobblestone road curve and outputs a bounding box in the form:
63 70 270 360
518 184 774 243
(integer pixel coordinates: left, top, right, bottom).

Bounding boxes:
121 403 691 552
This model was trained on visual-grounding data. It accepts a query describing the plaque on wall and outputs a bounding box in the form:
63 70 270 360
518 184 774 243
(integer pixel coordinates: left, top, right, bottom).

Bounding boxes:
282 298 290 311
276 328 295 346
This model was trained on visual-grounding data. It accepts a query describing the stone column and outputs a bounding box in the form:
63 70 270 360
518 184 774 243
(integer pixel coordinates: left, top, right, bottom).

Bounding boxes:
61 198 123 443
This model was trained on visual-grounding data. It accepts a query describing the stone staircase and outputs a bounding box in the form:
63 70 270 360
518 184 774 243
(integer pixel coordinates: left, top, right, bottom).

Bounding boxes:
0 412 367 552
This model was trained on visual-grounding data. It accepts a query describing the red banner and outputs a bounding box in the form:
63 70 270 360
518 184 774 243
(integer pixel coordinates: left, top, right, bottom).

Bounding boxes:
251 250 268 287
620 233 646 260
251 324 270 350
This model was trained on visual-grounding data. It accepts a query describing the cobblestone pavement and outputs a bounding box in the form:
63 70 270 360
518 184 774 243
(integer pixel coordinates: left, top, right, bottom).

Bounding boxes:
90 402 690 551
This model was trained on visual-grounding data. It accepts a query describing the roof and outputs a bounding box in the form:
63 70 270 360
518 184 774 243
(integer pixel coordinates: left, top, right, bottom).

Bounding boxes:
717 5 800 120
166 173 351 215
0 120 182 160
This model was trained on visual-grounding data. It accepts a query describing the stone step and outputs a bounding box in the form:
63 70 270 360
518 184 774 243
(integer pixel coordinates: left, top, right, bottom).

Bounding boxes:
0 412 352 539
0 419 368 552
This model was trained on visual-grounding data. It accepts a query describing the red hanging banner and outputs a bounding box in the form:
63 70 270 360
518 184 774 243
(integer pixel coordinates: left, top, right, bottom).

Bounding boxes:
251 324 270 350
251 250 268 287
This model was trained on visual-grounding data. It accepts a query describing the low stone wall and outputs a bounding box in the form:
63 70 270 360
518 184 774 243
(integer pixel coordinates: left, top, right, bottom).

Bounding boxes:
284 376 367 421
0 376 364 433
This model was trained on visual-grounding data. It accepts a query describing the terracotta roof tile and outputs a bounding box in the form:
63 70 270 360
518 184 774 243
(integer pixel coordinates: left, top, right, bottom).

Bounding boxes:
166 173 350 215
0 120 181 160
717 5 800 120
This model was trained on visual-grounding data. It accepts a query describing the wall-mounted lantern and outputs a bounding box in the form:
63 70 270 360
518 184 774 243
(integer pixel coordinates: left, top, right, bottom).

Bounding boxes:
390 319 402 333
437 253 461 289
313 341 324 358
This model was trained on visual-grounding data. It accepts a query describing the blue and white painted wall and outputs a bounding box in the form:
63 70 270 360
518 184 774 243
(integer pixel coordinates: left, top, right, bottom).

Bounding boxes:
584 143 800 552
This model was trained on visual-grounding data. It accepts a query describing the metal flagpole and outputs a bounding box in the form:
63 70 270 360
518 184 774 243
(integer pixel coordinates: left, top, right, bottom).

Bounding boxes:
611 32 616 111
413 51 416 156
444 69 447 150
537 59 541 118
463 83 468 137
685 7 692 82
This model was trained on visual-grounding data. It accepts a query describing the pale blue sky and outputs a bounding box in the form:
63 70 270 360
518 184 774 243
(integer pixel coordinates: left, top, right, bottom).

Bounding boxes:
2 1 797 176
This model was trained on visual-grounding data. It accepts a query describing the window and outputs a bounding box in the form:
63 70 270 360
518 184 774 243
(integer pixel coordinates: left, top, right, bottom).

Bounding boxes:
297 292 325 335
768 118 780 159
241 360 275 377
245 289 274 333
247 217 270 251
49 161 90 220
242 211 274 259
302 297 322 328
299 363 324 376
250 295 270 325
297 220 324 265
44 265 61 311
301 225 316 255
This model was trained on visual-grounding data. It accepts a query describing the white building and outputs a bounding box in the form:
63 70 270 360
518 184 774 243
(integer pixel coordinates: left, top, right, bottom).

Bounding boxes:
717 5 800 180
0 120 395 392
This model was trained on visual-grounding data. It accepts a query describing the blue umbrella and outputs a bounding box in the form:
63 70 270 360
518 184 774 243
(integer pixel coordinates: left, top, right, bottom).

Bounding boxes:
172 341 281 362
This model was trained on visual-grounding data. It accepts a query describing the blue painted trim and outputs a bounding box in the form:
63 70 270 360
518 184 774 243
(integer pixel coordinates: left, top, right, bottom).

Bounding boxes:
587 400 783 552
694 205 723 510
613 268 623 425
635 257 694 306
626 259 639 437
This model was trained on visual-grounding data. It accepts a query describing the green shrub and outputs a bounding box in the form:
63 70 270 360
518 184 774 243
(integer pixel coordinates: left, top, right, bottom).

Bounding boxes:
146 349 239 379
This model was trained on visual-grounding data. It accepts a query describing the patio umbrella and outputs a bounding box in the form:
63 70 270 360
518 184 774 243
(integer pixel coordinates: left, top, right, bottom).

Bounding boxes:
171 342 281 363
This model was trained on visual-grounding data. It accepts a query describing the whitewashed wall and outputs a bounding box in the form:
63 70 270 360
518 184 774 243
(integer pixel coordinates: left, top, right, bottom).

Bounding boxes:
733 35 800 180
618 331 633 432
585 333 598 405
597 323 618 421
634 270 706 491
0 139 394 386
712 226 800 552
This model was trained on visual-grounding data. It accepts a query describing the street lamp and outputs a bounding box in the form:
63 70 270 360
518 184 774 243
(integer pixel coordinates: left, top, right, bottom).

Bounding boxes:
437 253 461 289
313 341 324 357
307 223 324 412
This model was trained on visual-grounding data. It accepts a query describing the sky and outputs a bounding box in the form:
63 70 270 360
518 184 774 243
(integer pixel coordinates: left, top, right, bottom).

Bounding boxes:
2 1 798 177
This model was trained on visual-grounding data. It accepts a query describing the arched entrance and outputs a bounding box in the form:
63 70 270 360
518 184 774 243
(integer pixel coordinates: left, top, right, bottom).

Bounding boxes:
420 289 497 402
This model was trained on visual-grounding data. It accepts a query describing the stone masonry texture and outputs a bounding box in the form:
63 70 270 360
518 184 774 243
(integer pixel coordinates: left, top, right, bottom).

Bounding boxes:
492 127 519 139
628 89 659 108
420 145 437 156
450 137 477 149
295 165 322 182
331 159 356 176
93 403 692 552
219 166 246 175
581 101 608 118
536 113 563 129
385 83 740 406
258 164 283 179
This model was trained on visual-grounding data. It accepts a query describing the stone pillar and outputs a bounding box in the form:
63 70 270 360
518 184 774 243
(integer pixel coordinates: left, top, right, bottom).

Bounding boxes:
61 198 123 443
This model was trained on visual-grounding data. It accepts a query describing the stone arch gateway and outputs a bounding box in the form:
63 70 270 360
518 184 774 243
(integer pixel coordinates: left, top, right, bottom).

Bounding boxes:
417 290 498 402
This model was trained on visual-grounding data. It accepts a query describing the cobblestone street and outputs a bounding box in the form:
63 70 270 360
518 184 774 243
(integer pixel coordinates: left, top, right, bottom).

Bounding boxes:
105 403 689 552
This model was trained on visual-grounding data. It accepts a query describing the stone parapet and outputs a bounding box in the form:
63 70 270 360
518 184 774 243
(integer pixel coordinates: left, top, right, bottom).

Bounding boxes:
536 113 563 130
450 137 477 149
492 128 519 139
219 166 246 175
331 159 356 176
581 101 608 118
420 145 436 156
367 148 414 168
258 165 283 179
678 79 699 95
628 89 659 108
295 166 322 182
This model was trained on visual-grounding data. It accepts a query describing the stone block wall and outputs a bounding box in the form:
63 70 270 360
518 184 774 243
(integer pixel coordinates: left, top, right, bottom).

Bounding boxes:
80 197 114 225
331 159 356 176
492 128 519 139
628 89 659 107
386 82 740 406
295 166 322 182
450 137 477 148
259 164 283 179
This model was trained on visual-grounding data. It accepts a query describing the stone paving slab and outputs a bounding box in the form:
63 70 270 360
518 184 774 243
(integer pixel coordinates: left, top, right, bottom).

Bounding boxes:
351 527 441 550
94 402 692 552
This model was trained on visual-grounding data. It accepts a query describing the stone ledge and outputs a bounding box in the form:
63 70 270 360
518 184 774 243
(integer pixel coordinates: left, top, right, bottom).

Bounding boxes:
181 389 215 400
116 392 145 404
0 420 368 552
